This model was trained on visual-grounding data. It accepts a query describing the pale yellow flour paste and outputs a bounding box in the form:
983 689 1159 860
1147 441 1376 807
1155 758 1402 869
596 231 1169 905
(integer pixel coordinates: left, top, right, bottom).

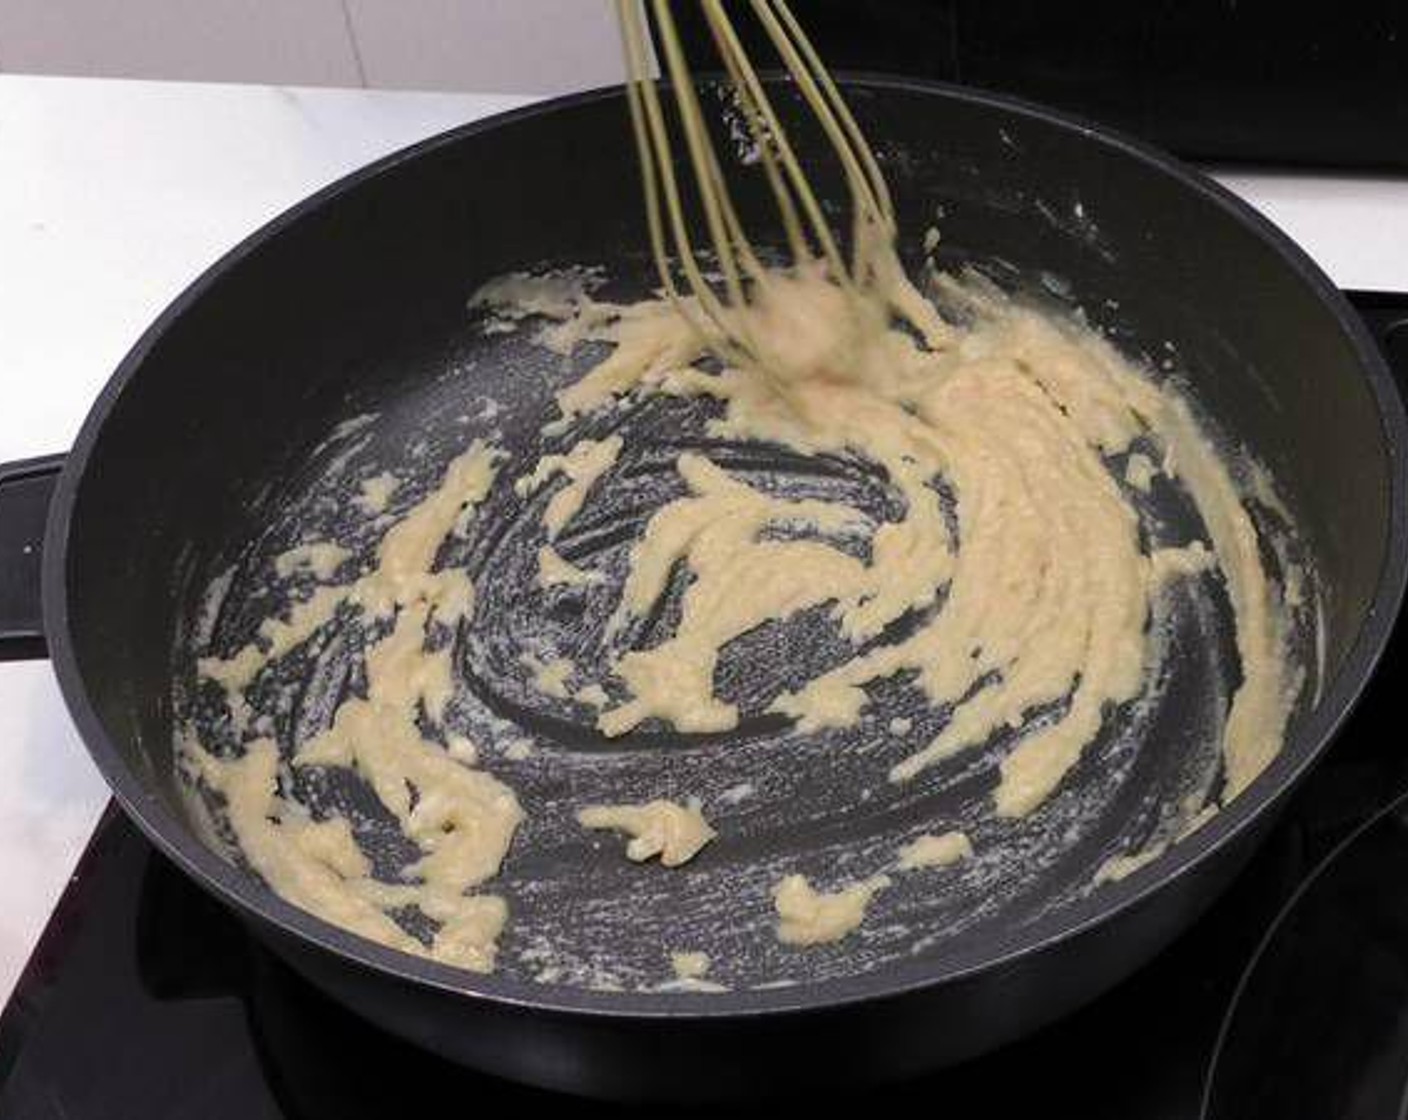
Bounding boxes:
473 240 1300 945
773 874 892 946
478 261 1299 825
577 799 717 867
185 220 1301 967
896 831 973 871
187 443 523 972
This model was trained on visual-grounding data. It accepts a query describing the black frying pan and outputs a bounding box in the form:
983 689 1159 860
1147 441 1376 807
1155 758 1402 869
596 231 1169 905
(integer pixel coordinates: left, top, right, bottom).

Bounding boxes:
0 78 1403 1101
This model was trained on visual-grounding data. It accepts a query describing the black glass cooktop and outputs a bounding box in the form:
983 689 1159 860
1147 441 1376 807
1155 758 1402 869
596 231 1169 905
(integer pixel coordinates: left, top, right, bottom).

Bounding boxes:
0 294 1404 1119
668 1 1408 171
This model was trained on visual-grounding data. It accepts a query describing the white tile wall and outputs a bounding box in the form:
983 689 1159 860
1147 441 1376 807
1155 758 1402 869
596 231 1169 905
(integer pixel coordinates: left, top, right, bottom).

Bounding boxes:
345 0 627 94
0 0 632 94
0 0 363 86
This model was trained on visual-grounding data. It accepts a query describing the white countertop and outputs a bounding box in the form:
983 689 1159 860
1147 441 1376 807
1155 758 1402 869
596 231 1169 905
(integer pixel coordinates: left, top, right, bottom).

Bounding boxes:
1 72 1405 1003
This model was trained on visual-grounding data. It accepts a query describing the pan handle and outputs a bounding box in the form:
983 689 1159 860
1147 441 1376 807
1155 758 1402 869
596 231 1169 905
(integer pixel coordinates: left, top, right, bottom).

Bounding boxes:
0 454 65 661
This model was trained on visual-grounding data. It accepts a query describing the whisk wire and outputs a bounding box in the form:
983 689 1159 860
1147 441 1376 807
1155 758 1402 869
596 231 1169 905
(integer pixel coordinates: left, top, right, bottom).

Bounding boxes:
766 0 895 234
620 0 760 362
652 0 748 313
696 1 802 270
700 0 848 283
618 5 673 295
617 0 890 372
756 1 896 284
619 1 743 359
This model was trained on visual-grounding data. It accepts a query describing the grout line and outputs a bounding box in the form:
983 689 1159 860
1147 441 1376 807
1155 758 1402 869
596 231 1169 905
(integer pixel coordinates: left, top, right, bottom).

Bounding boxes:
337 0 369 88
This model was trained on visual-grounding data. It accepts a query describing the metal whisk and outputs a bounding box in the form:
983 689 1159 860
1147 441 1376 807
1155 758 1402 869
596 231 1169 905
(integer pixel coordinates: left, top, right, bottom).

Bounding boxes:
615 0 897 369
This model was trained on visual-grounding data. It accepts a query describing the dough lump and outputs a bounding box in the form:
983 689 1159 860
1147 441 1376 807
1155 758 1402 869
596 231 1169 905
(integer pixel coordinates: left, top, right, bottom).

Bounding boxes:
896 831 973 871
773 874 890 946
578 799 717 867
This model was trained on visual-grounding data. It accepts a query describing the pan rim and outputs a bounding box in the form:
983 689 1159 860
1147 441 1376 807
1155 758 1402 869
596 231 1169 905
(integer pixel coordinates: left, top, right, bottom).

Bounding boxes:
43 74 1408 1022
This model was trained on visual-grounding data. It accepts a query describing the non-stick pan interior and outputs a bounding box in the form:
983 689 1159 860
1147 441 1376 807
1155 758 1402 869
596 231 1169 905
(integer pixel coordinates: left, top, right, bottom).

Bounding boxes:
59 81 1392 997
